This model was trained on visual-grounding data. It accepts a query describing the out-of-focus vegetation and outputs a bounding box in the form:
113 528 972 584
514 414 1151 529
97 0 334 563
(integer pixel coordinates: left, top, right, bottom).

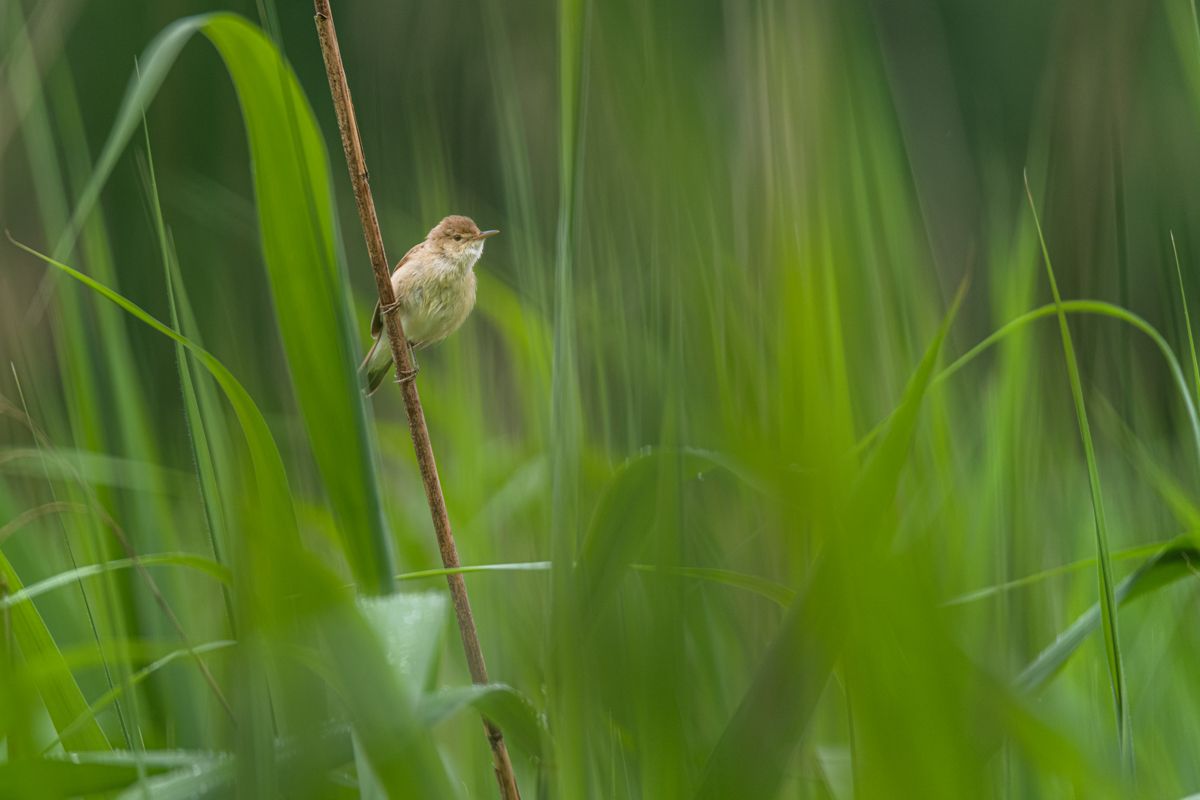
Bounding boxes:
3 0 1200 796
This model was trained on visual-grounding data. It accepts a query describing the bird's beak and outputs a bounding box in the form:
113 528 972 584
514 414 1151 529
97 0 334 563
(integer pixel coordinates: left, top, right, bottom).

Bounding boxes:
475 229 500 240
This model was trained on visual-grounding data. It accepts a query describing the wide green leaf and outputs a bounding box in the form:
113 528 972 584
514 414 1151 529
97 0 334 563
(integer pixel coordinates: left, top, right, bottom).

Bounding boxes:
0 758 146 800
420 683 547 760
0 550 110 752
60 12 394 594
357 591 447 697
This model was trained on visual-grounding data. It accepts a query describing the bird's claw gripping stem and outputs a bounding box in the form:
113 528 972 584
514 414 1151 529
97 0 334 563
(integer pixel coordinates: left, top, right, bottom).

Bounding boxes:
395 364 420 385
379 300 417 384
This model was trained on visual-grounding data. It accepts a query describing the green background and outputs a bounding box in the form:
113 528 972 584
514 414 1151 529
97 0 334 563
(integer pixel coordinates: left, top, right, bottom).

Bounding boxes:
3 0 1200 796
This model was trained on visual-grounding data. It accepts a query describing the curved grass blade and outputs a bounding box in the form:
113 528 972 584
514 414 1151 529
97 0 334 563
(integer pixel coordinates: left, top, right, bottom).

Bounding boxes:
140 83 238 637
0 448 192 493
202 14 394 593
1017 538 1200 692
945 540 1176 606
856 300 1200 464
0 553 231 611
851 279 968 530
10 236 283 734
0 501 87 546
7 236 298 554
4 238 448 793
57 11 394 594
420 684 547 760
164 240 236 625
1025 173 1129 760
112 761 235 800
44 641 237 756
104 724 353 800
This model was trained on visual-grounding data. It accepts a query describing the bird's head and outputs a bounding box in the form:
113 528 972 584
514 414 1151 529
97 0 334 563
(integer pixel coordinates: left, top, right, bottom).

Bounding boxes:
427 215 499 264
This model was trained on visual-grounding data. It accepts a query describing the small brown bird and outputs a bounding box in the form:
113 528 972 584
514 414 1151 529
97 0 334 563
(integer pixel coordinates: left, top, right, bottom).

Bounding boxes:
359 215 499 394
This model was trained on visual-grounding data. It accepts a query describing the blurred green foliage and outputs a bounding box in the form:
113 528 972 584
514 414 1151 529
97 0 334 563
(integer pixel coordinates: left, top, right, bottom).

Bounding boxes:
4 0 1200 797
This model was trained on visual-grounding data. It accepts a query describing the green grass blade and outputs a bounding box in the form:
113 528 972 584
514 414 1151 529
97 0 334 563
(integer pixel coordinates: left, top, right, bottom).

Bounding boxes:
575 450 710 614
103 724 351 800
0 549 110 751
857 300 1200 465
394 560 795 607
940 302 1200 457
1025 172 1129 761
43 641 236 756
419 684 546 760
201 14 394 593
0 759 145 799
629 564 794 608
5 0 140 750
357 592 447 698
303 569 456 796
164 244 235 625
6 236 298 553
1170 231 1200 402
57 11 394 594
0 449 191 493
396 561 554 582
0 553 230 611
851 279 968 527
140 86 238 640
697 285 965 800
1017 539 1200 692
945 540 1177 606
7 237 457 798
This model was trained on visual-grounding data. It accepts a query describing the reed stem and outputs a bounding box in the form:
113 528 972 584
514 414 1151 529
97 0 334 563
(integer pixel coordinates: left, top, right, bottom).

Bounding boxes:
312 3 521 797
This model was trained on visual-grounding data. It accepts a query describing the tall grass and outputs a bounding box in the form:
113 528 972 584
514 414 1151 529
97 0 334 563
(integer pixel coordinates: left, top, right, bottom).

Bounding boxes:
3 0 1200 797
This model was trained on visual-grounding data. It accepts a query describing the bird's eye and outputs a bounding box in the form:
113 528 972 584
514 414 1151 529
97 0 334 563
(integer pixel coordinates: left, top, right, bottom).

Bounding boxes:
453 234 462 241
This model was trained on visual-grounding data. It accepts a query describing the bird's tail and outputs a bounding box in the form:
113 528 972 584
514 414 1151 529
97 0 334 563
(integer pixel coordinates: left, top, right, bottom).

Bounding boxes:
358 336 392 396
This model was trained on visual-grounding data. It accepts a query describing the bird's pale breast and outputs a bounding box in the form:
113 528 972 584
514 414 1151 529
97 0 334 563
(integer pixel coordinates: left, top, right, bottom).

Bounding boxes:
391 250 478 347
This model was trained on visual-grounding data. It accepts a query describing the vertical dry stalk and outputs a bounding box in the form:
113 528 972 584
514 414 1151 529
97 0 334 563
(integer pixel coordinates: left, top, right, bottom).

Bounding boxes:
312 3 521 798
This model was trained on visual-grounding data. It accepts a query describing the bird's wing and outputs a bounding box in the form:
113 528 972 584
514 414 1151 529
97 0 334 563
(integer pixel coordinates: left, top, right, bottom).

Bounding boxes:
369 241 423 338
